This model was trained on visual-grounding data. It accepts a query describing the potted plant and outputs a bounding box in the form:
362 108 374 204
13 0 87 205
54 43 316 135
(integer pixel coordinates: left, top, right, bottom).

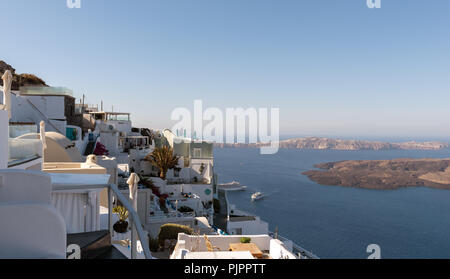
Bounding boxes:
240 237 251 244
112 206 129 233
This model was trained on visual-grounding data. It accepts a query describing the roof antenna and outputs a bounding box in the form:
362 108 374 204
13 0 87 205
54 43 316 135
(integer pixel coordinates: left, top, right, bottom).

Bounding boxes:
275 226 279 239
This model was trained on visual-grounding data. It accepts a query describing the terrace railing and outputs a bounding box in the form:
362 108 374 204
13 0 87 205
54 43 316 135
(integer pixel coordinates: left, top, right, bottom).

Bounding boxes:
149 211 195 222
53 183 152 259
8 137 42 167
269 231 319 259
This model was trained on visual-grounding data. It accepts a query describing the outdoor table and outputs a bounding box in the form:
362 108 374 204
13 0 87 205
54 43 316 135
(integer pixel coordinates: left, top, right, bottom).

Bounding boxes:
229 243 263 259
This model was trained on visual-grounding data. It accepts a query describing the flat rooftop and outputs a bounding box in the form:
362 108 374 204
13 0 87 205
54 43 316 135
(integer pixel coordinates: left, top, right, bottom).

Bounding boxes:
184 251 254 259
89 111 130 115
229 216 256 222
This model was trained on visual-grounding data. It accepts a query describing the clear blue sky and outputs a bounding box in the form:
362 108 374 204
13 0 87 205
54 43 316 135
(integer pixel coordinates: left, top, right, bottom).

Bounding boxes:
2 0 450 139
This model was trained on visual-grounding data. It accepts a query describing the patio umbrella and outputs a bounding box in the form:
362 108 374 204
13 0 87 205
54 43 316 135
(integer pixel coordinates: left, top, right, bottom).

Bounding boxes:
127 173 140 211
204 163 212 183
1 70 12 119
40 121 46 162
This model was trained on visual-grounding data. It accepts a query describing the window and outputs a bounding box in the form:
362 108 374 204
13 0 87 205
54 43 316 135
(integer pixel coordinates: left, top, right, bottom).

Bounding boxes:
233 228 242 235
193 148 202 158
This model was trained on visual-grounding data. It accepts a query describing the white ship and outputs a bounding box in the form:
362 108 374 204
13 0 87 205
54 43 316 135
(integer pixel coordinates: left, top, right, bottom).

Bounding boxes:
218 181 247 191
251 192 264 201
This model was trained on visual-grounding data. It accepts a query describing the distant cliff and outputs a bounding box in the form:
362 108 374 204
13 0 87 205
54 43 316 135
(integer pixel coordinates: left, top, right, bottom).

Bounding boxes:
0 60 47 90
303 158 450 190
214 137 449 151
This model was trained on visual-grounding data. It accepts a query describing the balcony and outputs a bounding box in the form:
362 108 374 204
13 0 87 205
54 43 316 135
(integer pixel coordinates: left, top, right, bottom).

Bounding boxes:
43 162 106 174
148 211 196 222
171 234 298 259
8 136 42 168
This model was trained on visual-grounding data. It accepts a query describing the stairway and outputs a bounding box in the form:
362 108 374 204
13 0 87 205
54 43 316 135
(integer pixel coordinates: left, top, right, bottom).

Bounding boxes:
24 97 64 134
84 141 96 156
67 230 127 259
217 189 229 215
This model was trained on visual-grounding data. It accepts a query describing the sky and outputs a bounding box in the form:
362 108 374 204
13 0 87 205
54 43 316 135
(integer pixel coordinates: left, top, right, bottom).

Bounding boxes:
1 0 450 140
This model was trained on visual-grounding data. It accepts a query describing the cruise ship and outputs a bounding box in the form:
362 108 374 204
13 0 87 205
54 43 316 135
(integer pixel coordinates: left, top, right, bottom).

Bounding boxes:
0 71 318 259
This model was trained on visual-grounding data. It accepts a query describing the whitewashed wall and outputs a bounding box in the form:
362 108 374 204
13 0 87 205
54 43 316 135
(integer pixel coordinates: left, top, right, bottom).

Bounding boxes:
25 96 65 119
177 233 272 252
10 94 67 134
269 239 297 259
0 110 9 168
98 132 119 155
173 234 297 259
227 217 269 235
190 158 214 183
0 203 67 259
9 124 37 138
106 120 132 134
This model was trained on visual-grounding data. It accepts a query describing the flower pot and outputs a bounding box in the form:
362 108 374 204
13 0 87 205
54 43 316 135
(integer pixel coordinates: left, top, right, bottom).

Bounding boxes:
113 220 129 233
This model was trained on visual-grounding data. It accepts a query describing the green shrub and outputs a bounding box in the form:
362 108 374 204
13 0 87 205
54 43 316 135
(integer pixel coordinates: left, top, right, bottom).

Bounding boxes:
158 223 194 246
240 237 251 244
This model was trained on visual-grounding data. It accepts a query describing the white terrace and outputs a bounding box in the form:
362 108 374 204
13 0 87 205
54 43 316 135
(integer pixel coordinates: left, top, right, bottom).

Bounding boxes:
171 233 297 259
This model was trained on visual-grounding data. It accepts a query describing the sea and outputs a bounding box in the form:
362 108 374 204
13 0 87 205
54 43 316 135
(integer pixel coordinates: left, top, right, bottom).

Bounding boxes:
213 147 450 259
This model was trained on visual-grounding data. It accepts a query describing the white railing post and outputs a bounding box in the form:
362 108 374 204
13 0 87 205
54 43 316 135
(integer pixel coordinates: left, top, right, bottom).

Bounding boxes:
1 70 12 119
110 184 151 259
0 110 8 169
108 187 113 237
40 121 46 163
127 173 139 259
130 215 136 259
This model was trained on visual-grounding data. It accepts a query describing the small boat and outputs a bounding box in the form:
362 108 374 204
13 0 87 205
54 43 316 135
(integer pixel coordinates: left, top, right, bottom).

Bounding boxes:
251 192 264 201
218 181 247 191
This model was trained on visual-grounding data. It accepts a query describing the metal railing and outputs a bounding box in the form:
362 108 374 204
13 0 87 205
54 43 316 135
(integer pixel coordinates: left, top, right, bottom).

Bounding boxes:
149 211 196 222
269 231 319 259
8 138 42 167
53 183 152 259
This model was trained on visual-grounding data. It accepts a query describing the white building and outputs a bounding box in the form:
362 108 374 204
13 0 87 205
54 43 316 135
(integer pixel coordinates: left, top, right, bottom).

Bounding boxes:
227 206 269 235
216 188 269 235
85 111 151 159
7 86 74 136
171 233 298 259
0 105 152 259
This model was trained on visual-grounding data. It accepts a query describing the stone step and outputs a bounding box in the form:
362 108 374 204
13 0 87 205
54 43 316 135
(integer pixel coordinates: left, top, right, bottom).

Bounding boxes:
94 246 128 259
67 230 112 259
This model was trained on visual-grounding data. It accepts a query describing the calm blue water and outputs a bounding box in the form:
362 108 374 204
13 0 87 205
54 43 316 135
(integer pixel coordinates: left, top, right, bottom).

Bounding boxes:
214 147 450 259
